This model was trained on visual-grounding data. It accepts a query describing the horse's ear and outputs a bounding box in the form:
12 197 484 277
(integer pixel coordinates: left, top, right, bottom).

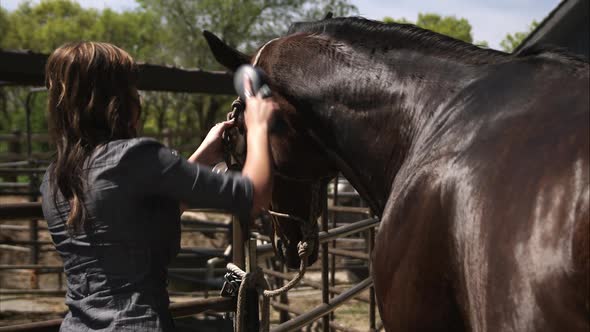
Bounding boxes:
203 31 251 72
323 12 333 20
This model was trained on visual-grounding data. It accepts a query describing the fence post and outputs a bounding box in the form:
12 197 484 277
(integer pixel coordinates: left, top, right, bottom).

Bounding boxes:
369 225 376 331
277 261 290 323
232 214 260 331
330 175 339 326
245 230 260 332
6 130 22 182
321 184 330 332
28 159 40 289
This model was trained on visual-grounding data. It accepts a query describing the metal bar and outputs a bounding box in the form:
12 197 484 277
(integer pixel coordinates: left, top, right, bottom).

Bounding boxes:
261 268 370 303
0 160 30 167
0 191 40 196
269 302 361 332
0 203 237 221
0 182 30 188
0 244 31 252
0 319 63 332
0 289 65 295
179 227 229 233
0 202 44 219
169 296 236 318
324 247 369 260
271 277 373 332
256 218 379 258
318 218 379 244
0 240 52 245
0 265 62 270
0 265 226 274
368 228 376 332
330 177 339 326
184 208 233 214
231 215 244 269
327 206 370 215
321 184 330 332
327 192 359 198
0 224 47 231
180 218 230 227
0 297 235 332
0 168 46 175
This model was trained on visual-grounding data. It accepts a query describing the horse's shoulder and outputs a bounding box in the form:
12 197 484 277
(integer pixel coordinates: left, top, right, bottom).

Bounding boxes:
383 157 452 223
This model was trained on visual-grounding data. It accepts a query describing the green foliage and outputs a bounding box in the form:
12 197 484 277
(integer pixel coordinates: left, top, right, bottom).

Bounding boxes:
0 0 358 158
383 16 411 24
0 0 169 149
0 7 8 46
500 20 539 53
136 0 358 68
2 0 99 52
383 13 474 43
416 13 472 43
133 0 358 147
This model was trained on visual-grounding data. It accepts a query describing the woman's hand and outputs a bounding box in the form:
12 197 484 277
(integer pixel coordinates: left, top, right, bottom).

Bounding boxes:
188 119 234 166
243 78 278 131
241 78 279 217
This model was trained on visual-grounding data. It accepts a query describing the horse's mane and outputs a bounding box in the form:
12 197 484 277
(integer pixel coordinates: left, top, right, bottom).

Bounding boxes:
517 44 589 70
287 16 590 69
287 16 509 65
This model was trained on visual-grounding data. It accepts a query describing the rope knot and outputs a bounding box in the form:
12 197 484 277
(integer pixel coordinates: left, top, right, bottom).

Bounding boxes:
297 240 311 258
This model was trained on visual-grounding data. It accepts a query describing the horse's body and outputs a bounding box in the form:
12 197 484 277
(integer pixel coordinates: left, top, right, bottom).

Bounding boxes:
205 17 589 331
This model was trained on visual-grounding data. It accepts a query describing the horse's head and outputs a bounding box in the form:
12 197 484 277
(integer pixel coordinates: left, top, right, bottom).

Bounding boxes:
204 31 337 268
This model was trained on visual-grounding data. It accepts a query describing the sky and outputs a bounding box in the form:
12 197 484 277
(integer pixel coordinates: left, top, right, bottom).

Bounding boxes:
1 0 561 50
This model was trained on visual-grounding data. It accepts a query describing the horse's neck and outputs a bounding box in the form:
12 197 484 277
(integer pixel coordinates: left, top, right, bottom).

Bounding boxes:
310 53 480 215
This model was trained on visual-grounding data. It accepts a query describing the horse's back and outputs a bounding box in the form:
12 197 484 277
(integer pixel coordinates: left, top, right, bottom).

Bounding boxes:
447 55 589 331
374 55 589 331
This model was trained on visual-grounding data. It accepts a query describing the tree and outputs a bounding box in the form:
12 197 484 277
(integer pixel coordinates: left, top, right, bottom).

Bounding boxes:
0 0 167 138
136 0 358 68
2 0 99 52
500 20 539 53
383 13 478 44
0 7 8 46
1 0 359 155
135 0 359 142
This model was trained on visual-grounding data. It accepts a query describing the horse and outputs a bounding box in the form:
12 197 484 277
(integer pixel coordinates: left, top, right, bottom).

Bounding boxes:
204 16 589 331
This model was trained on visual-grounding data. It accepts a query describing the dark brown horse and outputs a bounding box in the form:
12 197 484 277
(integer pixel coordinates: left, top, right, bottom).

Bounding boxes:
205 16 589 331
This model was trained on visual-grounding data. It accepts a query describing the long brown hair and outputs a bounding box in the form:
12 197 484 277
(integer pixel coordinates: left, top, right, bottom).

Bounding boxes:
45 42 141 231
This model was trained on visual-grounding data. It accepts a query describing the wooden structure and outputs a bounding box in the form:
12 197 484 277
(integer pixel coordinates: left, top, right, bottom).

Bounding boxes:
0 49 234 94
516 0 589 59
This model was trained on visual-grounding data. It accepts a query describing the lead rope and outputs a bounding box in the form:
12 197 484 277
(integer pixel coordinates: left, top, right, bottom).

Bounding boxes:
228 240 311 332
229 182 321 332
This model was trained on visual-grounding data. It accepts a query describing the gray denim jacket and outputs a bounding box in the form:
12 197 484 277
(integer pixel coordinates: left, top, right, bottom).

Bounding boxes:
41 137 252 331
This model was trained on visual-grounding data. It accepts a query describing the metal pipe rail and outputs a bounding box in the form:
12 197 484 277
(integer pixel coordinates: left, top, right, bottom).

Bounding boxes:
0 297 235 332
257 217 379 258
0 202 366 221
272 277 373 332
269 302 361 332
0 168 46 175
0 203 239 221
0 265 227 274
262 268 370 303
0 202 43 219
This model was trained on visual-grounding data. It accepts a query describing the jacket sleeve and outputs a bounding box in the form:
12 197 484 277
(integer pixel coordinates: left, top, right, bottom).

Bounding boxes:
121 139 253 217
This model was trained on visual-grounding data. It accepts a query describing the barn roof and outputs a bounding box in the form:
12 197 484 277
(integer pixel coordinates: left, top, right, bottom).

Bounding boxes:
516 0 589 59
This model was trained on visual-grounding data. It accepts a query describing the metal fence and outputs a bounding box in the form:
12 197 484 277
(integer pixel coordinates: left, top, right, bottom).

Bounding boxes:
0 175 381 331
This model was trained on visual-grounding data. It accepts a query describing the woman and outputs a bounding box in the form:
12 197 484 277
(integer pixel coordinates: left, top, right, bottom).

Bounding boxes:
40 42 276 331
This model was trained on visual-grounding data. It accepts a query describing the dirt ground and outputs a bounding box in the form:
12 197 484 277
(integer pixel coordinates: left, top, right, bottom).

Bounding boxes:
1 195 380 330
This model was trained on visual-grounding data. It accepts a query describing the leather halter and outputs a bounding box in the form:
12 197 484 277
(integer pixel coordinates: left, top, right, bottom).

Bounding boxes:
222 98 320 262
